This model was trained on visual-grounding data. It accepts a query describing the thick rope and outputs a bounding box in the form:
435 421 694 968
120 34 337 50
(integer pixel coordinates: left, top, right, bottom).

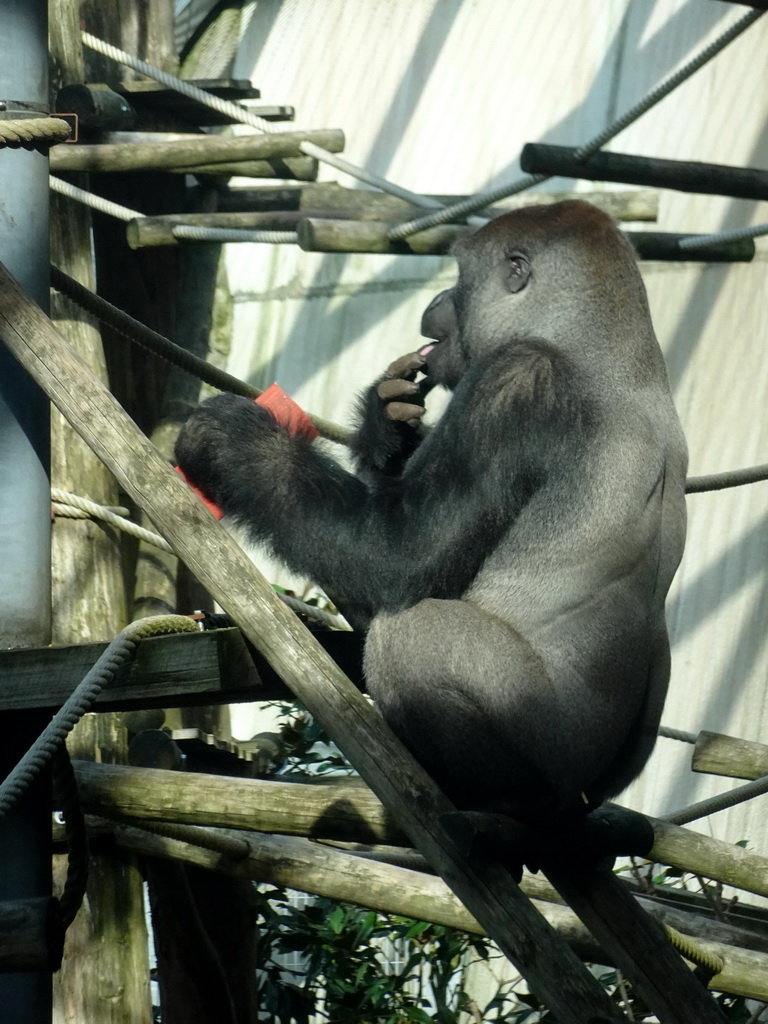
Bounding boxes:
0 616 198 818
664 924 725 978
52 487 174 550
110 817 251 860
387 7 764 240
171 224 297 244
50 264 350 444
0 116 71 150
50 174 140 221
52 748 89 929
663 772 768 827
686 463 768 493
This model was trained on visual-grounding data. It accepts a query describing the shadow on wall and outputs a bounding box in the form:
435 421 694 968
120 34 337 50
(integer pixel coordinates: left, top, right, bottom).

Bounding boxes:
238 0 733 396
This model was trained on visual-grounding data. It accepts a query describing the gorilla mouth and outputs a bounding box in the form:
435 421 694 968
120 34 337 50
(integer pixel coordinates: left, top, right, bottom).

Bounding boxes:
419 342 437 357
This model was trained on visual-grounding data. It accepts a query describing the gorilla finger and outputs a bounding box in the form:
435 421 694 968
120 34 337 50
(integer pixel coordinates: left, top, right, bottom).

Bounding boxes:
385 352 426 380
386 401 426 424
377 378 420 402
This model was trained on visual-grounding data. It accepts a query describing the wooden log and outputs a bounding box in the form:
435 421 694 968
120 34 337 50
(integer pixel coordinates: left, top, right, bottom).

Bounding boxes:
112 824 768 1003
542 864 724 1022
650 817 768 900
72 761 768 904
127 209 359 248
298 217 468 254
214 183 659 222
521 142 768 200
49 7 151 1023
0 262 625 1022
693 731 768 780
73 761 406 843
50 128 344 173
298 218 754 261
127 188 659 248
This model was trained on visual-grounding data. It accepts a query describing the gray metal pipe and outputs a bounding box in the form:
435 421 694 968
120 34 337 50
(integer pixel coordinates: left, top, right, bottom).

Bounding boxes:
0 1 53 1020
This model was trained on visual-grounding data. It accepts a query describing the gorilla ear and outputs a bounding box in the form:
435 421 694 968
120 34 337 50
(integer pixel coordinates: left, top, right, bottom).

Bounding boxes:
507 254 531 294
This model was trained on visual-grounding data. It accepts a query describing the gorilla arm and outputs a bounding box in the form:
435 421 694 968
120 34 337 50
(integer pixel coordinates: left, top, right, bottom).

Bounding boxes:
174 340 582 625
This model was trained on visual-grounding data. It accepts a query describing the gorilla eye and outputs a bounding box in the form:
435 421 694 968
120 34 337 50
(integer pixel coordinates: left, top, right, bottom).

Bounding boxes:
506 253 531 294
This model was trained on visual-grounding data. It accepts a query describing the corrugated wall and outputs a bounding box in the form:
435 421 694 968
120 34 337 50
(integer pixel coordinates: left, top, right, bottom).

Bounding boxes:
223 0 768 854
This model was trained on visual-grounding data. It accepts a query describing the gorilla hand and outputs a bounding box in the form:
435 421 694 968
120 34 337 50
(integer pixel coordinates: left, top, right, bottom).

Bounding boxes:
175 393 286 514
377 351 428 428
351 351 430 478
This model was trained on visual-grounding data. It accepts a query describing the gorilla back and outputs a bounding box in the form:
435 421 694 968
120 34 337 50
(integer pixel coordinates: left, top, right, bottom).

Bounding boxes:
174 200 688 823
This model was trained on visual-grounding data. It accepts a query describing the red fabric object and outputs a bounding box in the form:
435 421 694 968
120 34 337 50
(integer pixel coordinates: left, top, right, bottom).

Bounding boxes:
258 382 319 440
175 465 224 520
176 385 317 519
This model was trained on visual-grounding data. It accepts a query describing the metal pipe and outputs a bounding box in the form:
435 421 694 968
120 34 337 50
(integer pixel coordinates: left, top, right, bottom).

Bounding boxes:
0 1 53 1020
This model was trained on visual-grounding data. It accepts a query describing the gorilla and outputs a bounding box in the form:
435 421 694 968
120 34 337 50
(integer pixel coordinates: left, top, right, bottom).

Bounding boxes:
175 200 687 825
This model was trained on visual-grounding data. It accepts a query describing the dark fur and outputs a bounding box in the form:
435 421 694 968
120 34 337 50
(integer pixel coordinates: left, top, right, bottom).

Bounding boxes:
175 200 687 822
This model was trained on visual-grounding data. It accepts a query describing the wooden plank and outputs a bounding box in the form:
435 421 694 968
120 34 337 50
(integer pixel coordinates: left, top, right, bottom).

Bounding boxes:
0 629 262 711
0 627 364 712
0 260 625 1022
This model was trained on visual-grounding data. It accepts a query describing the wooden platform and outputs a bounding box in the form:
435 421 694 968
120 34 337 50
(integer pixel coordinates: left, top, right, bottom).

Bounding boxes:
0 626 365 712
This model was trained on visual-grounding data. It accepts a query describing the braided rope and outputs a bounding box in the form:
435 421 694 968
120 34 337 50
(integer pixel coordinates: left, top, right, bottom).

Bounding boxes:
112 817 251 860
52 748 89 930
0 616 199 818
664 924 725 978
52 487 174 551
0 116 71 151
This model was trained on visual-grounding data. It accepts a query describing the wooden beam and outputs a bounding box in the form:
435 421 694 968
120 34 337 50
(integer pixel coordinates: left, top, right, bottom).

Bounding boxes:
0 627 363 711
73 761 405 843
521 142 768 200
213 183 659 222
297 218 754 262
110 825 768 1003
70 761 768 903
0 260 625 1022
50 128 344 173
693 731 768 780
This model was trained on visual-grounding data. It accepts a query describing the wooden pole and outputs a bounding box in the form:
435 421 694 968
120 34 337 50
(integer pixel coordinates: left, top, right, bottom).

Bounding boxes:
72 761 768 902
50 129 345 173
110 824 768 1003
0 261 624 1023
297 218 754 261
692 731 768 780
48 2 154 1022
212 183 659 222
521 142 768 200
